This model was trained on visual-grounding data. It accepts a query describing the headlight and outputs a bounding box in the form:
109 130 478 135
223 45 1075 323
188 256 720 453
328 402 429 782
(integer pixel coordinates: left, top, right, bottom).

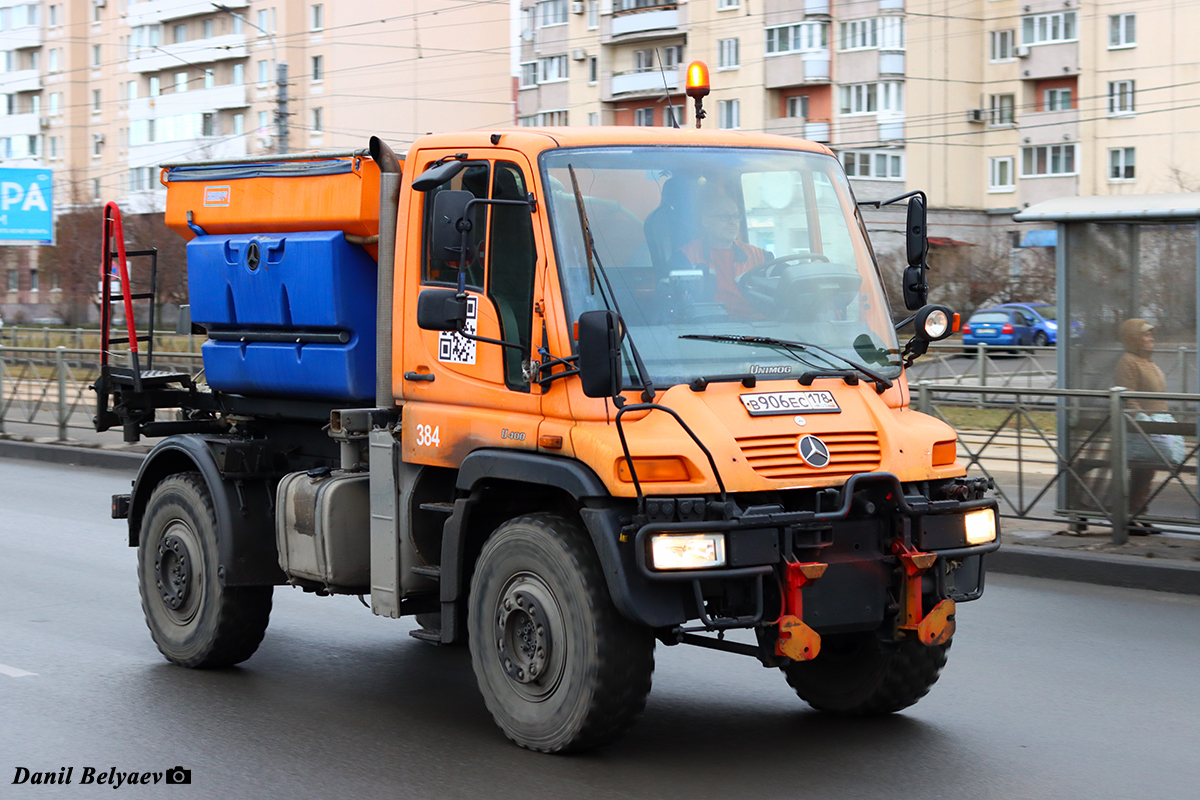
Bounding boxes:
650 533 726 570
964 508 998 545
923 309 950 339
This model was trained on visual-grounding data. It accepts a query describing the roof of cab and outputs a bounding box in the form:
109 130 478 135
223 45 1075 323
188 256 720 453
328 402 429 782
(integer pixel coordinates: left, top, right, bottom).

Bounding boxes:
407 127 835 158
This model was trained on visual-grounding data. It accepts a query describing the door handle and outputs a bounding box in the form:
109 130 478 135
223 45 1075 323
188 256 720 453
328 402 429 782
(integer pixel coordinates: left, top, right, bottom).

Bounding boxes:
404 371 435 382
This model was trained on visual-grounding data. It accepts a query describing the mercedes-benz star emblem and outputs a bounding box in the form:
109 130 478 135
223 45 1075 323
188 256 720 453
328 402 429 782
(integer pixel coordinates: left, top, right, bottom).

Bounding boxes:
797 434 831 468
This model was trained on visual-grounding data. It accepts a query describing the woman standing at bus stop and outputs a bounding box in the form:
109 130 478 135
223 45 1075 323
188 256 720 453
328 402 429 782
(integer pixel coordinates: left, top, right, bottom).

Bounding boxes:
1114 319 1168 534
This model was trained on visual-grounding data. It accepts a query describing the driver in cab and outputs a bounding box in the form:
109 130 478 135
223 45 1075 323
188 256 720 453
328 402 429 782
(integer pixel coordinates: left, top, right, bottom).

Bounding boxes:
674 192 770 318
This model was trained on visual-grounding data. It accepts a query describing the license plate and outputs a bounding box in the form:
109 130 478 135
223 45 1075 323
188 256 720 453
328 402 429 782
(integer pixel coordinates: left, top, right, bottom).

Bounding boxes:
740 390 841 416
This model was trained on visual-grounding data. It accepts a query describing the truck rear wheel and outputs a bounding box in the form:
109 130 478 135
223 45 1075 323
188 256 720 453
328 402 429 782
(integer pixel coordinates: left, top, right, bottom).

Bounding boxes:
467 513 655 753
138 472 273 668
781 634 949 715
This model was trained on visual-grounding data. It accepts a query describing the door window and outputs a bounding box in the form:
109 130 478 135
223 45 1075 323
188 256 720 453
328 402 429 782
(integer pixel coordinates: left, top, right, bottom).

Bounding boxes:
487 161 537 391
422 160 490 289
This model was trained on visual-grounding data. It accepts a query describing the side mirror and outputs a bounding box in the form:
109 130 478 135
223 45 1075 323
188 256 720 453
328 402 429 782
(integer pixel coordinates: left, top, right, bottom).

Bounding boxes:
906 193 928 267
902 264 928 311
576 310 624 398
430 190 475 264
411 160 465 192
416 288 468 331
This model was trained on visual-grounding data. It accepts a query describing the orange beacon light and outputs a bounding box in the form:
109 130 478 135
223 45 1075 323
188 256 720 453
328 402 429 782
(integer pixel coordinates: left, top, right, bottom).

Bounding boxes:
685 61 710 129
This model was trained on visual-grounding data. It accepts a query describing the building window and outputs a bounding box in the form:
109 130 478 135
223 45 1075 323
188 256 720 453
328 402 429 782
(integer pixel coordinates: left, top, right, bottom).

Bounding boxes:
203 19 213 39
258 60 269 84
48 4 57 26
522 110 567 126
1021 11 1077 45
233 113 244 136
92 45 101 67
92 1 101 22
233 15 242 34
149 77 160 97
717 38 739 69
841 18 878 51
175 72 188 93
311 55 323 81
989 156 1015 192
257 10 268 34
879 17 904 49
519 62 537 89
766 23 828 55
1021 143 1077 177
92 179 100 200
173 24 186 44
7 269 16 292
311 4 324 31
259 110 269 131
539 55 567 82
127 80 137 100
202 113 215 137
49 93 60 115
29 267 37 293
49 136 58 158
663 105 681 127
662 46 683 69
587 0 598 30
990 29 1015 61
233 64 244 85
1108 80 1135 115
26 134 36 156
786 95 809 119
1044 87 1071 111
588 56 597 84
1109 147 1135 181
1109 14 1135 48
841 150 904 180
48 49 58 73
718 98 739 130
204 69 215 89
717 0 738 9
92 134 102 156
840 82 902 115
989 93 1014 125
634 49 653 72
312 107 323 133
634 107 655 126
588 112 599 126
92 89 101 112
538 0 567 27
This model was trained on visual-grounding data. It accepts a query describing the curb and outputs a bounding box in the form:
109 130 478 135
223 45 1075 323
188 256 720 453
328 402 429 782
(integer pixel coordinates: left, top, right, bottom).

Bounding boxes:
989 543 1200 596
0 439 144 471
3 439 1199 596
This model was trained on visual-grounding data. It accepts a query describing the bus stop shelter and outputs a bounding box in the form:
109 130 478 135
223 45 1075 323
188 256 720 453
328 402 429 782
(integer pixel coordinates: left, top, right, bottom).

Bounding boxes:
1014 194 1200 539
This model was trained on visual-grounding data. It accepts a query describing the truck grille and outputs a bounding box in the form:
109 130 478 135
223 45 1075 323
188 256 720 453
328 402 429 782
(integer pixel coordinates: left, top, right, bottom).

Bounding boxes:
735 431 882 481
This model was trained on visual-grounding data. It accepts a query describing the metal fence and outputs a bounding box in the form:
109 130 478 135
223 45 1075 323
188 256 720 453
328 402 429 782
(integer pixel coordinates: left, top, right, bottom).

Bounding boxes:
2 326 202 354
915 381 1200 543
0 344 202 441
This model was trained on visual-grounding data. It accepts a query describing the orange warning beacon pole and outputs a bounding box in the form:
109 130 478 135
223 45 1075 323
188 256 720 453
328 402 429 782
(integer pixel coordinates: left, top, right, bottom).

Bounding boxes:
685 61 710 129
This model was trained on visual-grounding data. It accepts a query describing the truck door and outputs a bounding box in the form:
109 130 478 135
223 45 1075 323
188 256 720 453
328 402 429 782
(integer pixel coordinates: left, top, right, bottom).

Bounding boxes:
400 152 542 468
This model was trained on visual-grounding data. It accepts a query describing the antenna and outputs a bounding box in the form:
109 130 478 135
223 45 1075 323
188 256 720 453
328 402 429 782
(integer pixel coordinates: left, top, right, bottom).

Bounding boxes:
654 48 679 128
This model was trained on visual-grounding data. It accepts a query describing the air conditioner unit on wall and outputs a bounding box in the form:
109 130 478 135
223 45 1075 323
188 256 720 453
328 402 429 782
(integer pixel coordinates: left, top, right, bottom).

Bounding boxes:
572 1 584 13
1015 46 1031 58
967 109 985 123
572 49 587 61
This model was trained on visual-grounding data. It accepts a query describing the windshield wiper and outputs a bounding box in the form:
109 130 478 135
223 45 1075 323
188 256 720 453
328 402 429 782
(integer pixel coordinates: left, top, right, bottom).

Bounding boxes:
679 334 894 392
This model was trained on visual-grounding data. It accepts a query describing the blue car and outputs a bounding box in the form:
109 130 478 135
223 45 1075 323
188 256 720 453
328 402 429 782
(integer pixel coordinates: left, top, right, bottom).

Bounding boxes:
962 308 1037 350
995 302 1057 345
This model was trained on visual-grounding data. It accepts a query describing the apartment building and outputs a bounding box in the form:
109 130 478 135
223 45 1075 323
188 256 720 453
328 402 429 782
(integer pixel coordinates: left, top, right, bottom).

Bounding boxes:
517 0 1200 265
0 0 512 321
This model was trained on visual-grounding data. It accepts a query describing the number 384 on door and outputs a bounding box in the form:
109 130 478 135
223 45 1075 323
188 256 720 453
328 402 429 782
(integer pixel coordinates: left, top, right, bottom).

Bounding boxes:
414 424 440 447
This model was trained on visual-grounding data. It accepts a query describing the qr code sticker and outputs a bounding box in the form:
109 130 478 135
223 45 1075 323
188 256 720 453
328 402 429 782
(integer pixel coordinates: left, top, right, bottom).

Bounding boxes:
438 295 477 365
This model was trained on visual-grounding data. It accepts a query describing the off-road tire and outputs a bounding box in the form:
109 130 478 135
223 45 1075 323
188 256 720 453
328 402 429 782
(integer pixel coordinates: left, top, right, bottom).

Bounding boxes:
468 513 655 753
1033 331 1049 347
781 635 949 715
138 472 273 668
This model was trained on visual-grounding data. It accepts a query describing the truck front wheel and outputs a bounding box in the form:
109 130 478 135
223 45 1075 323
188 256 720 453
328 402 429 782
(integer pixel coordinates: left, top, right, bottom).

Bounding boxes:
468 514 655 753
781 634 949 715
138 472 273 668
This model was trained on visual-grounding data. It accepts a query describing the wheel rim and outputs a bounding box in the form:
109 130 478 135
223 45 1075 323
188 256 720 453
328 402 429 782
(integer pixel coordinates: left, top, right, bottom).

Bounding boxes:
154 519 204 625
493 571 567 701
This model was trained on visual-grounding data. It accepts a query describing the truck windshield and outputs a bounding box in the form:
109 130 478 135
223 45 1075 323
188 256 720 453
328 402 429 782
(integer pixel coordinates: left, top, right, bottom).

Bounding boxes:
541 146 902 388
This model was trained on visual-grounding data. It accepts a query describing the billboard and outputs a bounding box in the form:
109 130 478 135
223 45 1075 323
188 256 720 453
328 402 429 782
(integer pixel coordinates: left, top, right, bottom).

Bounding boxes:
0 168 52 244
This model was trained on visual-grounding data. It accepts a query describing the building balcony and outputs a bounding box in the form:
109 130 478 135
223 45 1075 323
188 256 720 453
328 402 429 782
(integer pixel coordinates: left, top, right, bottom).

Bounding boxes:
804 0 830 15
1019 42 1079 81
129 84 249 119
764 52 830 89
879 51 905 75
127 0 248 27
609 68 679 98
0 113 42 137
127 34 248 73
764 117 806 136
878 0 904 11
0 70 41 94
611 5 679 37
877 113 904 141
1019 107 1079 146
4 25 42 49
805 121 831 142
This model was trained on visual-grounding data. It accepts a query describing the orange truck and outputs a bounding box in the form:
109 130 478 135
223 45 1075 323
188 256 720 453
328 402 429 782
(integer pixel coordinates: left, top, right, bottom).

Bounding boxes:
99 75 998 753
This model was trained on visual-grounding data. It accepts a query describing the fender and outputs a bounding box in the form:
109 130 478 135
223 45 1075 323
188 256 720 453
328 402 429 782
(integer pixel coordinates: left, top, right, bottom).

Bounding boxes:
451 449 687 628
127 434 285 587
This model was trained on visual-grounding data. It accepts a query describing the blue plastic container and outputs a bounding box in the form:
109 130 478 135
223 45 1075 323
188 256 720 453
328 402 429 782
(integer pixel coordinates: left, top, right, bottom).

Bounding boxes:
187 231 377 401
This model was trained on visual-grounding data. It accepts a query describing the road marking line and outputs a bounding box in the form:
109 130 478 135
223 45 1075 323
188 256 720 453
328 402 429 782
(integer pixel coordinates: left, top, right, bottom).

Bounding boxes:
0 663 37 678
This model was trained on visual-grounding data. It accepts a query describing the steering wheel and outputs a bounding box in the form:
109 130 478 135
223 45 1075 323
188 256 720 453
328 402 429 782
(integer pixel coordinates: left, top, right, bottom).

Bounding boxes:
736 253 834 308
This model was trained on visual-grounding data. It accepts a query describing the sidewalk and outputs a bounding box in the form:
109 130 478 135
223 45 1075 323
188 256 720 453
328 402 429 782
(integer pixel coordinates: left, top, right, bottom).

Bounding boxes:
2 429 1198 595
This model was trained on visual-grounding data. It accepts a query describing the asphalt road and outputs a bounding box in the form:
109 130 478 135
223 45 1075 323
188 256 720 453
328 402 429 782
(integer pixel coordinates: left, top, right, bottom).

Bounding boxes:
3 458 1199 799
